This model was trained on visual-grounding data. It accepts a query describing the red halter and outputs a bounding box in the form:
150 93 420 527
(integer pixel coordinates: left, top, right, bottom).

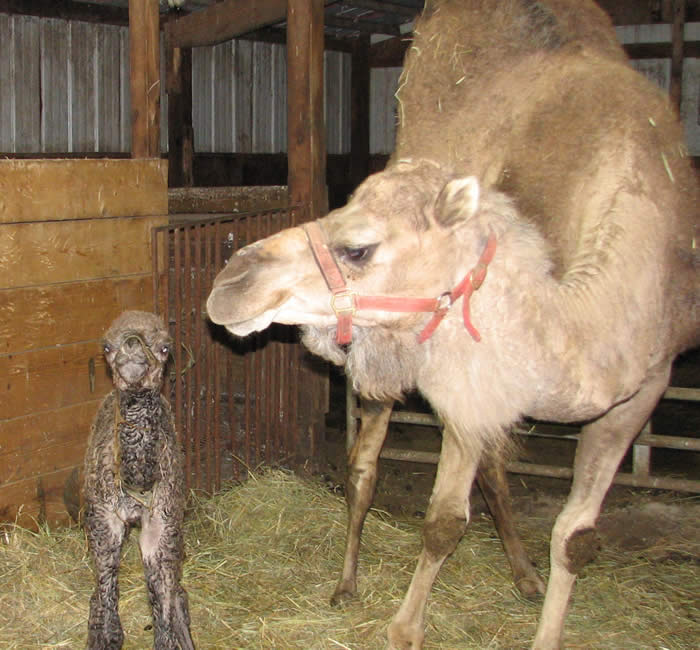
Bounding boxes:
302 221 497 345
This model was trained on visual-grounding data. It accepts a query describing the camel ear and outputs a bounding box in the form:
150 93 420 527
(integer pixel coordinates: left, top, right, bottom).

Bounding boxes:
434 176 481 227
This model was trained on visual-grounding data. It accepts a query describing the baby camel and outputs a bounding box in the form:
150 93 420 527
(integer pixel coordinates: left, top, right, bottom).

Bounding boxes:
83 310 194 650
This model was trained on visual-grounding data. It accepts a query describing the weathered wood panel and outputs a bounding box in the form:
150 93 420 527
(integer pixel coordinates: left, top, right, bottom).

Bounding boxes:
1 218 164 287
0 343 112 421
0 158 167 222
0 276 153 356
0 467 76 526
97 23 125 152
0 158 167 527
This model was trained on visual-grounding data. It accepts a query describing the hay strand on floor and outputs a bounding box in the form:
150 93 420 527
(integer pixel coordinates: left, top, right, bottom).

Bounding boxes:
1 469 697 648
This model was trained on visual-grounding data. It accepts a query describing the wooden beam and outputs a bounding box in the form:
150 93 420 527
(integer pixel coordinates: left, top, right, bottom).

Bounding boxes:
166 0 287 49
166 39 194 187
287 0 327 219
369 34 410 67
129 0 161 158
0 0 129 25
670 0 685 110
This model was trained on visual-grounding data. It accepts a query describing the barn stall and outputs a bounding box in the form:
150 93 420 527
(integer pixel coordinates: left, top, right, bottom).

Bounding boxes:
0 0 698 647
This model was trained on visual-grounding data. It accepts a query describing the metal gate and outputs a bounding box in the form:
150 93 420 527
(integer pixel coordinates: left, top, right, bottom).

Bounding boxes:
152 205 321 493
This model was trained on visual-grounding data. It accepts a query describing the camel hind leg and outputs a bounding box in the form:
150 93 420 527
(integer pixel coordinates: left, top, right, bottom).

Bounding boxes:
477 456 546 597
86 509 127 650
533 366 671 650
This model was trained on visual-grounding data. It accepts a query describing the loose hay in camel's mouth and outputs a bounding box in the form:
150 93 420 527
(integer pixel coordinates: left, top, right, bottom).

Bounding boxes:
1 469 698 649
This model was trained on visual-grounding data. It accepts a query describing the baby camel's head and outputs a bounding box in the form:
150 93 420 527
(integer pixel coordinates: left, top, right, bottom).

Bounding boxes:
102 311 172 393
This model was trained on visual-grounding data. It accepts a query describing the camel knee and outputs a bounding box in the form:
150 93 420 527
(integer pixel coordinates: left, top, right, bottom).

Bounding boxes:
551 514 601 575
423 512 468 559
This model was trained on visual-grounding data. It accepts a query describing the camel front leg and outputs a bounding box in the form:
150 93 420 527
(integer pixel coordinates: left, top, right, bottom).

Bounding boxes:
533 367 671 650
332 398 394 606
387 426 480 650
86 508 127 650
477 456 545 597
139 511 195 650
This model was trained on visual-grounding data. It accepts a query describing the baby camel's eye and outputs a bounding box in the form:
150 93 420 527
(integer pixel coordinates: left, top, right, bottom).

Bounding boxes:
337 243 377 265
103 343 112 355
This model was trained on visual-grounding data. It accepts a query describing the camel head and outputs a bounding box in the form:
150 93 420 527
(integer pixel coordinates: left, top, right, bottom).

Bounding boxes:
207 160 513 354
103 310 172 393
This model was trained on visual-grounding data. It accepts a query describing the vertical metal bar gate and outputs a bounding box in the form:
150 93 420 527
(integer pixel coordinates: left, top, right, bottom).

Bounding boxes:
152 206 310 493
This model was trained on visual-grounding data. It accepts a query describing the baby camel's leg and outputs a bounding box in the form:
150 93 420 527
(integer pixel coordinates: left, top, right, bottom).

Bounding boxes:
139 511 195 650
86 508 127 650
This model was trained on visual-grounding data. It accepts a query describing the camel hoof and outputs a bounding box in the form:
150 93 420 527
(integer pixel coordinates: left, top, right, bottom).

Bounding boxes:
515 573 546 599
386 620 424 650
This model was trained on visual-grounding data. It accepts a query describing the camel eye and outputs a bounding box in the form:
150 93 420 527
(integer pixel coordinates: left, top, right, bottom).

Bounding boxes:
339 244 377 265
103 344 112 355
160 346 170 357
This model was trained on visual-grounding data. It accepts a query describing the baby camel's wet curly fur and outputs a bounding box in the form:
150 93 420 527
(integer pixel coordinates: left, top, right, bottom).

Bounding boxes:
83 311 194 650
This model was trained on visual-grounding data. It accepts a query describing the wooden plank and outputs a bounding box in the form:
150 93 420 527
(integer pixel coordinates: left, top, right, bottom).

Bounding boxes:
0 429 89 488
0 466 78 527
129 0 160 157
0 159 167 223
0 275 153 356
0 401 100 458
0 342 113 421
287 0 327 219
0 217 166 288
166 0 287 49
168 186 287 215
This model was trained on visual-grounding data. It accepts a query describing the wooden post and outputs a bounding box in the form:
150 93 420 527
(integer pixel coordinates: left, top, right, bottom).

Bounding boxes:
350 34 371 192
129 0 160 158
165 28 194 187
669 0 685 111
287 0 327 220
286 0 328 471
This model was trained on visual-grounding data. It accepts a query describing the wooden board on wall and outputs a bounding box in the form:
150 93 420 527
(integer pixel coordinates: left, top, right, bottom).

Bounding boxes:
0 276 153 355
0 158 167 223
0 158 168 528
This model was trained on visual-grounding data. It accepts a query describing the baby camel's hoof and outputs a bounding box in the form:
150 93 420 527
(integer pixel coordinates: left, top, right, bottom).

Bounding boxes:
330 585 357 607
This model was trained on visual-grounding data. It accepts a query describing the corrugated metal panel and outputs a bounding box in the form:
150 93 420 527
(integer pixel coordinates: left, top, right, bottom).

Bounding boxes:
40 19 69 152
370 67 401 155
0 15 14 153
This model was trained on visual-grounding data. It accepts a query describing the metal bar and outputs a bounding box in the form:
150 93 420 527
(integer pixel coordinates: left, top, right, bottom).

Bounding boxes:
378 448 700 493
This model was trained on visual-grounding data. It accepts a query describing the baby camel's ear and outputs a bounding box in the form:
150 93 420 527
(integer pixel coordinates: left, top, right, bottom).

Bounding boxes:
434 176 481 227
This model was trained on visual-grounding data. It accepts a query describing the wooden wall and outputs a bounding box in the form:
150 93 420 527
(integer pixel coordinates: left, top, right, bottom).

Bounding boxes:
0 158 168 527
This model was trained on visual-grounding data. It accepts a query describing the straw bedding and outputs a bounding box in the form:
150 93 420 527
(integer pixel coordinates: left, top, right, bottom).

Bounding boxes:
1 469 697 648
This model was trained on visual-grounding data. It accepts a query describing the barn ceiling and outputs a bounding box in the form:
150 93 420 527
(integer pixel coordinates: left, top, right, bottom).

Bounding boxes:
66 0 425 40
3 1 699 41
